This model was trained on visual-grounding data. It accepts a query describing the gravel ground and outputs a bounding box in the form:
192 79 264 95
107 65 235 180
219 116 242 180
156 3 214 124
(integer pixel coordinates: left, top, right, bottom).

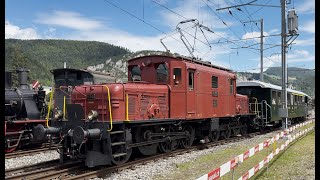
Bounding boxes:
94 130 283 180
5 150 59 170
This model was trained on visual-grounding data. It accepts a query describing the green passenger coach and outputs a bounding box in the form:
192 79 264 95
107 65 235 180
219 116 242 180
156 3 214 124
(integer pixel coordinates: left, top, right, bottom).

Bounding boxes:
237 81 311 128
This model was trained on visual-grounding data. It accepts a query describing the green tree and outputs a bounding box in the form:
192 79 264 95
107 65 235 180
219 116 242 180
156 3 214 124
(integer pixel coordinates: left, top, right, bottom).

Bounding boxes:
7 44 30 87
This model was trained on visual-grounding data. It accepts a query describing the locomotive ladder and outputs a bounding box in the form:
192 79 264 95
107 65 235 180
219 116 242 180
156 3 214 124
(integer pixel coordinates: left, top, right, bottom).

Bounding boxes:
110 130 127 158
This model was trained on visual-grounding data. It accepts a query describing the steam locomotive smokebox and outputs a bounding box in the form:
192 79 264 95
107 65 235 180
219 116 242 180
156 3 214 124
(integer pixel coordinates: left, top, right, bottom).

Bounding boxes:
16 68 30 89
5 71 12 89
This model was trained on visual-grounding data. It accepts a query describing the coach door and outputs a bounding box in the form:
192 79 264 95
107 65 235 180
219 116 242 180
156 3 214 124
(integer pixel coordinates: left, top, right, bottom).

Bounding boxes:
187 69 196 118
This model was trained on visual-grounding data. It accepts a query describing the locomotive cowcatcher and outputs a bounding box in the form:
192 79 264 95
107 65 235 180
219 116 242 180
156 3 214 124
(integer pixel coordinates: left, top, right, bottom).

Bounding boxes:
40 54 254 167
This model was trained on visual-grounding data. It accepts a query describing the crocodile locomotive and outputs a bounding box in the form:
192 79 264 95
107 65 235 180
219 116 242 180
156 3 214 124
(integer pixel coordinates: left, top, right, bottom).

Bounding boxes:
38 54 311 167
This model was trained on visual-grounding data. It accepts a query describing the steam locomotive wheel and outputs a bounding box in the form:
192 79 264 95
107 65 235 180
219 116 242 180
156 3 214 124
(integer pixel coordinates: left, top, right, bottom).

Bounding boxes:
179 125 195 149
135 126 158 156
220 129 231 140
209 131 220 142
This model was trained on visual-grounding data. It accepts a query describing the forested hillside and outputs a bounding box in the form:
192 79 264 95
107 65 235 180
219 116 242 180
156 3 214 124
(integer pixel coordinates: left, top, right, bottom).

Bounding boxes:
237 67 315 97
5 39 314 98
5 39 130 85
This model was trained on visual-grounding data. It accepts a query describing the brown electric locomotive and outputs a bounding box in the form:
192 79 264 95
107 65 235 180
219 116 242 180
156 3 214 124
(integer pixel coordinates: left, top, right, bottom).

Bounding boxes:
40 54 256 167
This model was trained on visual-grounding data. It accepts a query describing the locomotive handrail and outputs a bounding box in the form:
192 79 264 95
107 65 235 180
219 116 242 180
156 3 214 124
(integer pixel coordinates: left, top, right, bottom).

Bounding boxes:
126 93 129 121
251 97 259 116
104 85 113 131
261 100 272 124
46 88 54 127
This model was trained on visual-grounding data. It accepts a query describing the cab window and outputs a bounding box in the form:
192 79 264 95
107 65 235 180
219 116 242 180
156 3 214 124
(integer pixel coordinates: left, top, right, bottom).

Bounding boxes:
188 71 194 90
229 79 234 94
156 63 168 83
129 65 141 81
173 68 181 86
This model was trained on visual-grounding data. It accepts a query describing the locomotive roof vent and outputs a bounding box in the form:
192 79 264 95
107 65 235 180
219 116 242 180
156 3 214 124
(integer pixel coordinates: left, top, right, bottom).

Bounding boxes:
16 68 30 90
5 71 12 89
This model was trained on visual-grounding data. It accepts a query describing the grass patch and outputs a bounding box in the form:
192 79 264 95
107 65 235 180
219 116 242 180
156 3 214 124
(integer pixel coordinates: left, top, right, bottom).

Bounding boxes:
254 131 315 179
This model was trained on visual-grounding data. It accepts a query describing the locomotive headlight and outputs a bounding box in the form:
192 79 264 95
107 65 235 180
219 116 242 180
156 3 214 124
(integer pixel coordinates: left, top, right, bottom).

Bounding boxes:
54 110 64 120
87 110 98 121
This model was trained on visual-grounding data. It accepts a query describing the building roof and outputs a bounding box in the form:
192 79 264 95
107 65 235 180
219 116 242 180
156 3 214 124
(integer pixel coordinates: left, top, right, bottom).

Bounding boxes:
236 80 310 97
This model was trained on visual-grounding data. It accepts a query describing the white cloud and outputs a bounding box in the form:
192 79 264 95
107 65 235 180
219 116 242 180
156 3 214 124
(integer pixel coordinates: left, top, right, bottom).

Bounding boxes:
294 38 315 46
250 49 314 72
300 20 315 34
296 0 315 14
159 0 232 30
242 31 269 43
35 10 104 31
5 21 40 39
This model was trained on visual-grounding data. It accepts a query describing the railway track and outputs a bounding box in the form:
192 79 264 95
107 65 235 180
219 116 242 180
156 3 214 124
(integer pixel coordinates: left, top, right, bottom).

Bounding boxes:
5 118 313 180
5 144 59 159
5 133 257 180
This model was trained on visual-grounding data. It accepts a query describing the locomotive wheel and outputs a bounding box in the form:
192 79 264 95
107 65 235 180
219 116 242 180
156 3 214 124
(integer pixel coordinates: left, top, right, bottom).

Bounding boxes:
209 131 220 142
220 129 231 140
240 125 248 135
159 139 178 153
233 128 241 136
135 127 158 156
179 125 195 149
159 127 179 153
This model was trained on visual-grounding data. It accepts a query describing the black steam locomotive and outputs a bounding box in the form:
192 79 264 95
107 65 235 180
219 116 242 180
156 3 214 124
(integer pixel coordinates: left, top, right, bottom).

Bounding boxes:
5 68 47 152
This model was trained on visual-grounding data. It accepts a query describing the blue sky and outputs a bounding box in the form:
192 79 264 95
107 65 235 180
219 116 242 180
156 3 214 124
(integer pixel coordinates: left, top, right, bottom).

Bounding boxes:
5 0 314 72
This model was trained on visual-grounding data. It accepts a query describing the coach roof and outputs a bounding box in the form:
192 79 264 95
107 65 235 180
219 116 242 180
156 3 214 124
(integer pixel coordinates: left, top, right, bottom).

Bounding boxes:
237 80 310 97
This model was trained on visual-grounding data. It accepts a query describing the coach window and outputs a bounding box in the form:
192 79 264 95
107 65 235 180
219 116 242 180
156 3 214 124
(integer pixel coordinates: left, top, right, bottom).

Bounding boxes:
156 63 168 83
272 91 276 104
188 71 194 90
229 79 234 94
287 93 291 105
212 76 218 88
277 92 281 104
173 68 181 86
129 65 141 81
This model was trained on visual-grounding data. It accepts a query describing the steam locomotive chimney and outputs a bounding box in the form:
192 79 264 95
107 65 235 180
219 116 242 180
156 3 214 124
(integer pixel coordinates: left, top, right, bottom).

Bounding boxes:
5 71 12 89
16 68 30 89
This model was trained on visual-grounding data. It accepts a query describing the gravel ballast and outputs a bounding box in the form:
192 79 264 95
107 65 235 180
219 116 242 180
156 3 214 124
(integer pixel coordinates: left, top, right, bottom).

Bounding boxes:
5 150 59 170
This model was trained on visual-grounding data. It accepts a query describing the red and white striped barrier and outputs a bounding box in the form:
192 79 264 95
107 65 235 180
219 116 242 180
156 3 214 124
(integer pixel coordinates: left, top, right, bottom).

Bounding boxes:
196 119 314 180
237 126 314 180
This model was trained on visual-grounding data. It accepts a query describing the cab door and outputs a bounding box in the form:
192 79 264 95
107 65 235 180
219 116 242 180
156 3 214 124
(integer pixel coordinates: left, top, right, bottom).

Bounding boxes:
187 69 196 118
169 62 186 118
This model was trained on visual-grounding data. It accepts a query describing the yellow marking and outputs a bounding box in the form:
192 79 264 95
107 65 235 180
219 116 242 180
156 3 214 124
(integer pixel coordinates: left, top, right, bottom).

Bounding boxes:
105 86 113 131
126 94 129 121
63 96 66 119
46 89 54 127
